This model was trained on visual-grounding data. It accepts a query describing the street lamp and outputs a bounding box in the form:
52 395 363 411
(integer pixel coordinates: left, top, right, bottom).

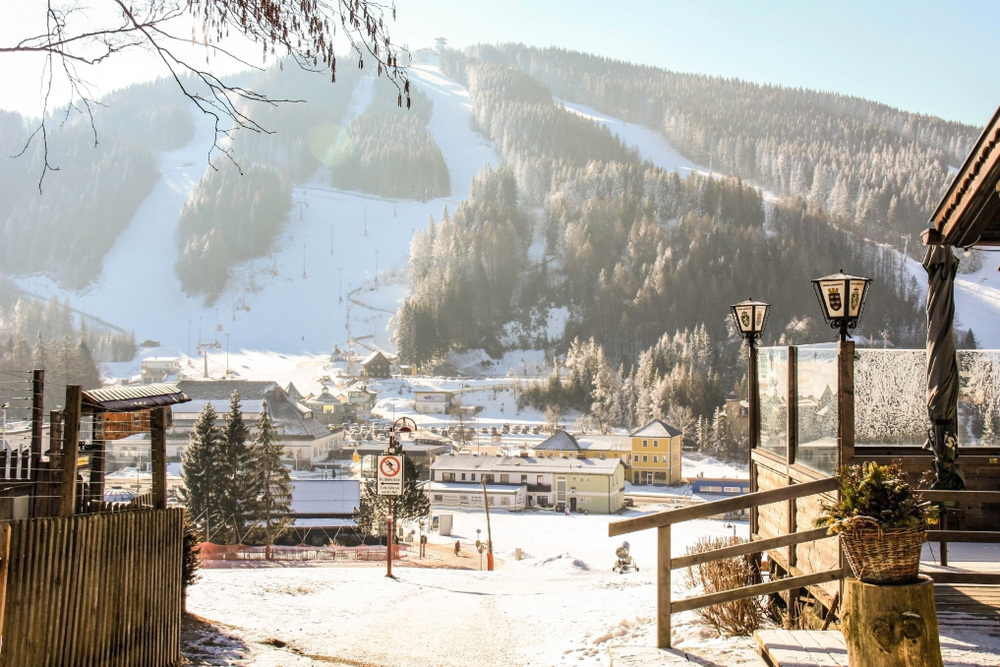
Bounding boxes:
729 299 768 579
811 270 872 342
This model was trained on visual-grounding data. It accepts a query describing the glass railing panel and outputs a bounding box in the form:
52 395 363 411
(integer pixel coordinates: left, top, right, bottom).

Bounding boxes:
958 350 1000 447
796 345 839 474
757 347 788 458
855 349 926 447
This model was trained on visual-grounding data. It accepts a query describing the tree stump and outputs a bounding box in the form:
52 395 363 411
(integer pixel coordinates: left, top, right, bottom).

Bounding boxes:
842 576 943 667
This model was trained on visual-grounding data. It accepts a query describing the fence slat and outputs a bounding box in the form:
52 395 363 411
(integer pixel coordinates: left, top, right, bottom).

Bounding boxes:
671 527 833 570
0 509 183 667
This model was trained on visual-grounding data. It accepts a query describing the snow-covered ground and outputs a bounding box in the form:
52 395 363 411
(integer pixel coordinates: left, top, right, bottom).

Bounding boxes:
186 506 1000 667
187 507 760 667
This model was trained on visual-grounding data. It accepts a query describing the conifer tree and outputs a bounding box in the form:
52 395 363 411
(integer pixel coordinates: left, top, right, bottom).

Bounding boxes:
181 403 225 542
247 404 293 552
218 390 252 543
353 456 429 539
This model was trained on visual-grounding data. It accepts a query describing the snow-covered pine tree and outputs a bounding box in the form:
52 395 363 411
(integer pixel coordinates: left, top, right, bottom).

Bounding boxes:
219 390 252 544
181 403 225 543
247 404 293 553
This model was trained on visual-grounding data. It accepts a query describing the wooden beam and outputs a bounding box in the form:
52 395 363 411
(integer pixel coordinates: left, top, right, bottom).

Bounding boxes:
925 530 1000 543
609 476 838 536
917 490 1000 504
151 408 168 511
922 571 1000 585
921 228 944 245
838 339 855 469
671 568 845 614
671 527 831 570
657 525 671 648
29 370 44 518
59 385 82 518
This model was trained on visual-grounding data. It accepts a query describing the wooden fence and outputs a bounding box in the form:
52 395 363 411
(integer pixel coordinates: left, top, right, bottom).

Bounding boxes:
0 508 184 667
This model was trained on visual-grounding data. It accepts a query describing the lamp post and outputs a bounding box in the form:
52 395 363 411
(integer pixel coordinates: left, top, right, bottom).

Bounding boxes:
811 270 872 342
811 270 871 471
729 298 769 582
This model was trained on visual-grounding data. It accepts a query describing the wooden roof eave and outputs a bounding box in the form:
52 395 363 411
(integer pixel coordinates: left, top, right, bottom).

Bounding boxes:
929 103 1000 247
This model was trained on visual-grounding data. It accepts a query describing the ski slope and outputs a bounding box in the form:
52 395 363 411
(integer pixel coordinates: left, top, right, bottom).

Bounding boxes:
11 64 1000 370
13 63 499 360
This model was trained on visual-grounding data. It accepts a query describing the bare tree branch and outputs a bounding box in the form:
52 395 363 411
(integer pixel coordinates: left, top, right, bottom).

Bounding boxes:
3 0 411 189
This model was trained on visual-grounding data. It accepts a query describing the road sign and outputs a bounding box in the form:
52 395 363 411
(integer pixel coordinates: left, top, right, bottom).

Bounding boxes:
377 454 403 496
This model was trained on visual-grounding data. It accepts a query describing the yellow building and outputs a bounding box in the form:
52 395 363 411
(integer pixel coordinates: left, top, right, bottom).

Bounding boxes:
629 419 683 485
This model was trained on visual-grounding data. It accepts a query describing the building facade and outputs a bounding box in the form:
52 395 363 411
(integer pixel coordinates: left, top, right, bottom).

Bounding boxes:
414 391 453 414
429 453 625 513
361 351 392 379
629 419 683 485
169 380 344 466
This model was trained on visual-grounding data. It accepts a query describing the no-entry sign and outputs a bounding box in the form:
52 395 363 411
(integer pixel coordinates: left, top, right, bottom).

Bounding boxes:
377 455 403 496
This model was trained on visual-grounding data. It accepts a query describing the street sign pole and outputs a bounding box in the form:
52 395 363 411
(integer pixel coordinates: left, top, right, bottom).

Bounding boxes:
386 495 393 578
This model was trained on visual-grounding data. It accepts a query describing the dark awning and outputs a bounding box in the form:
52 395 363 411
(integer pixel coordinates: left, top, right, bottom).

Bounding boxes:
82 383 191 413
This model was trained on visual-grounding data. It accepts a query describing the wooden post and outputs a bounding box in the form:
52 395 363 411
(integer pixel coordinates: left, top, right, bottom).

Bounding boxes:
151 407 168 511
89 413 106 506
838 339 855 469
0 523 10 644
29 370 44 517
657 524 672 648
59 385 82 517
842 577 943 667
482 477 494 571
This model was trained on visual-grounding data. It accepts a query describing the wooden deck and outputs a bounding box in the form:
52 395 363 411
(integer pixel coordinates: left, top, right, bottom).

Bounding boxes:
756 587 1000 667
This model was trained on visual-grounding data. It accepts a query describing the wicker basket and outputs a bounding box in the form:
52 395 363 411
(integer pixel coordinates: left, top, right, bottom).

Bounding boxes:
839 518 926 585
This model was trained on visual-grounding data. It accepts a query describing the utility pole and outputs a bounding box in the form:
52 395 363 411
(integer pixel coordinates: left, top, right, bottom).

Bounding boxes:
481 477 494 571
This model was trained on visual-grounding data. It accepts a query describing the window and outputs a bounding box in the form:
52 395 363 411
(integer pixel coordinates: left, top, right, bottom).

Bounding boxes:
482 474 494 483
653 456 658 463
584 497 591 504
471 473 476 481
461 473 466 481
501 496 510 506
642 455 648 463
500 474 509 483
633 455 639 462
434 495 443 501
521 474 528 483
642 440 648 447
537 475 544 484
654 440 659 447
442 472 455 482
724 486 742 494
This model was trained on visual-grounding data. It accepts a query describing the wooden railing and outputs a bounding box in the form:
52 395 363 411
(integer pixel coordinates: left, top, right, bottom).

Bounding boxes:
609 476 841 649
917 489 1000 584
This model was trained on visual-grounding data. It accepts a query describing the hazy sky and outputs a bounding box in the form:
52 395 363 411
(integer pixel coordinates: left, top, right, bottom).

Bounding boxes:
2 1 999 125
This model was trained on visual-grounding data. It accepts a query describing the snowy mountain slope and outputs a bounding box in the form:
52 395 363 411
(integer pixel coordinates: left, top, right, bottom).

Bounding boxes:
557 98 709 176
12 62 1000 368
13 63 499 358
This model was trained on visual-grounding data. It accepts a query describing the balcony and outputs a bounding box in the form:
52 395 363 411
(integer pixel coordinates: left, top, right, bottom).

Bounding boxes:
527 484 551 493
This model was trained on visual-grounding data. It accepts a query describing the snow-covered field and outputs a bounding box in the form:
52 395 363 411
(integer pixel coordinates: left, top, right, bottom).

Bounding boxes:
186 507 1000 667
187 507 760 667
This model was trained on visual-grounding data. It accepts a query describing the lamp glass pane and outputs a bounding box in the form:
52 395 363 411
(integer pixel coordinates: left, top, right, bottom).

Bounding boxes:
733 305 754 333
753 305 767 332
818 279 846 319
847 280 866 318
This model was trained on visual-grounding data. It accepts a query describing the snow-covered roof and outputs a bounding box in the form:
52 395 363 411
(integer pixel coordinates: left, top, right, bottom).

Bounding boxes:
289 479 360 516
431 454 621 475
172 399 265 414
575 434 631 451
177 380 276 401
630 420 682 438
536 431 579 452
293 518 356 528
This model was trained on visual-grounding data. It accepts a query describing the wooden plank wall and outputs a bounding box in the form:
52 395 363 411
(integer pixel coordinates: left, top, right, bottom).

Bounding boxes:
0 508 183 667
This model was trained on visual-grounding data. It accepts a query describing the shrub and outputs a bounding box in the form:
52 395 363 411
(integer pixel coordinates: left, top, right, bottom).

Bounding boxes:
682 536 765 637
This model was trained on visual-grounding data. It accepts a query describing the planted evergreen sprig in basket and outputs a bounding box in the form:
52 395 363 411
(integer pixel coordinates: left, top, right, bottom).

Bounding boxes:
815 462 936 584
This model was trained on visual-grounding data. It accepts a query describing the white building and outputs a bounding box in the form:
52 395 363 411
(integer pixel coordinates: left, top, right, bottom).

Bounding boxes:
141 357 181 384
428 453 625 514
414 391 452 414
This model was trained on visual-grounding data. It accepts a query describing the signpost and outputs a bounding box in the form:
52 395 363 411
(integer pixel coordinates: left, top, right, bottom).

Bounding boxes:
379 417 415 579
